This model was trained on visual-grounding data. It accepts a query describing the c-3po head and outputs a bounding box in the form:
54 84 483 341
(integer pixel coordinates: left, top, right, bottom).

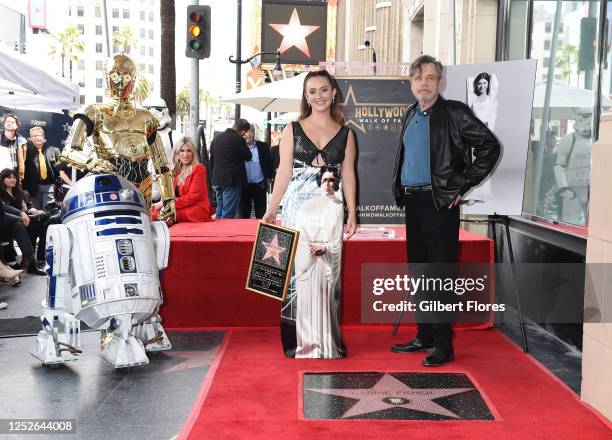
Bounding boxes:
105 53 138 101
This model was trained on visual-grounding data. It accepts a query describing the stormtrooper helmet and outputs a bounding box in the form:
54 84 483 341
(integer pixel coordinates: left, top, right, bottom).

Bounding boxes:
142 97 171 130
573 107 593 137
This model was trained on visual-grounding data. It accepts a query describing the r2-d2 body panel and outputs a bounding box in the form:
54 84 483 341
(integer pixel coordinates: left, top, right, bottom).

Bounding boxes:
61 174 168 329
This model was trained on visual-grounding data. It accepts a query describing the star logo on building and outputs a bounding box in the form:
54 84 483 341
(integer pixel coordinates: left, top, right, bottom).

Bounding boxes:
62 122 71 133
261 234 287 265
269 8 320 58
306 373 475 419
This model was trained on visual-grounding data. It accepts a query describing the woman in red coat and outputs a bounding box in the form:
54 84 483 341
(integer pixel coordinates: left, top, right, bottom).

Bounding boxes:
152 137 214 222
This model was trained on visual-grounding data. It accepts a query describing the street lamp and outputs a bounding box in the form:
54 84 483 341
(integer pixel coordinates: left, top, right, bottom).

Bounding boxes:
229 49 283 120
364 40 377 75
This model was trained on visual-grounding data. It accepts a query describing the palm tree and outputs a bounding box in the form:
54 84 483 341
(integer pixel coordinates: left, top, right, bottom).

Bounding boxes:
176 86 190 122
112 27 137 54
160 0 177 128
554 44 578 86
134 76 152 104
49 26 84 80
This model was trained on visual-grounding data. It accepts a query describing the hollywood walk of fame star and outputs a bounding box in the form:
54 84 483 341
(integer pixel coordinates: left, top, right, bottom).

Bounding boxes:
162 350 217 373
305 373 474 419
269 8 320 58
261 234 287 265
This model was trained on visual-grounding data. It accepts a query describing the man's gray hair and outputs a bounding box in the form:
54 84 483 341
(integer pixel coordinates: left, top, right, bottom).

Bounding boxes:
408 55 444 79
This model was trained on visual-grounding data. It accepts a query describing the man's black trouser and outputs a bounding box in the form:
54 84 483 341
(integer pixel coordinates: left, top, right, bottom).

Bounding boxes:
403 190 459 355
239 181 268 219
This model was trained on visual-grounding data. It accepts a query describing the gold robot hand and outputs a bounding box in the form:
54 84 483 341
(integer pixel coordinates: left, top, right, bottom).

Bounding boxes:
157 199 176 226
87 157 117 174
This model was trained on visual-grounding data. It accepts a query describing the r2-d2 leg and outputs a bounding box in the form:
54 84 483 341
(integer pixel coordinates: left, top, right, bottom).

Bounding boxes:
132 221 172 352
100 314 150 368
31 225 82 365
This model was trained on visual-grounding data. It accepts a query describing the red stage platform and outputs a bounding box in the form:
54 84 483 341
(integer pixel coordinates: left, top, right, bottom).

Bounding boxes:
160 219 493 328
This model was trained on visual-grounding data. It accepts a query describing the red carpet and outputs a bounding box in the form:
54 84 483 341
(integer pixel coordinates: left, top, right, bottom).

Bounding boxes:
179 327 610 440
161 220 493 327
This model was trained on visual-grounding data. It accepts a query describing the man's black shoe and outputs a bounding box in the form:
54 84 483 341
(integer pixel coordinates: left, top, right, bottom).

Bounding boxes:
422 348 454 367
27 265 47 276
391 339 434 353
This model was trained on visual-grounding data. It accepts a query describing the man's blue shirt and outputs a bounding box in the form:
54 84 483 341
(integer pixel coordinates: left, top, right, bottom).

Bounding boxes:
400 106 431 187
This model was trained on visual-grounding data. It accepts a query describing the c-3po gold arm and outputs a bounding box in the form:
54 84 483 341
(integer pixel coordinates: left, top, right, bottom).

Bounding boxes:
61 109 115 174
146 118 175 224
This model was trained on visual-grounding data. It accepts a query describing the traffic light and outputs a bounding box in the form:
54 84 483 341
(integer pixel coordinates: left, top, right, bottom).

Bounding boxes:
186 5 211 59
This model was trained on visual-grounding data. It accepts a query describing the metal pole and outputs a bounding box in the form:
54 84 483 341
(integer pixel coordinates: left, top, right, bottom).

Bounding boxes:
591 0 607 142
190 0 200 143
532 0 561 215
234 0 242 122
102 0 111 57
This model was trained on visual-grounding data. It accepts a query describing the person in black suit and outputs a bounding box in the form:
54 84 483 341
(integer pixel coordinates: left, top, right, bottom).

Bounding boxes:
22 126 60 210
239 126 274 219
210 119 252 219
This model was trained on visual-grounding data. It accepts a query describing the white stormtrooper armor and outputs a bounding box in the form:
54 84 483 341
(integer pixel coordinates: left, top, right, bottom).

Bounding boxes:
554 108 592 225
142 97 183 201
31 174 172 368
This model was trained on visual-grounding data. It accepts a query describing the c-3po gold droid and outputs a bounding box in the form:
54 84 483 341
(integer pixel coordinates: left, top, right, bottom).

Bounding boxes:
61 53 175 224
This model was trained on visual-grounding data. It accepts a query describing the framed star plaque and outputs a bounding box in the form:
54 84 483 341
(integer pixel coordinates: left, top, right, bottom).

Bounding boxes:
246 221 299 301
261 0 327 65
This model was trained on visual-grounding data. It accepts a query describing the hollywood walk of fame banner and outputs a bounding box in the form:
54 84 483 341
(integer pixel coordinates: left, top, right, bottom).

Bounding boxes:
246 221 299 301
335 78 415 225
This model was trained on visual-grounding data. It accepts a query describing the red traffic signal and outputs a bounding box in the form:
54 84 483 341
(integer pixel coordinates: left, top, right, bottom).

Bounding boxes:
186 5 210 59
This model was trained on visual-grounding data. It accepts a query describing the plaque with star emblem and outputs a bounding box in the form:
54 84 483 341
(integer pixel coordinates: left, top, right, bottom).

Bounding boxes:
246 221 299 301
303 372 496 420
261 0 327 65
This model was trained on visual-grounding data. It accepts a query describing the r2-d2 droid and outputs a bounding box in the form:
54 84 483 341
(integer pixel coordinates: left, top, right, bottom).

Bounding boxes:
31 174 172 368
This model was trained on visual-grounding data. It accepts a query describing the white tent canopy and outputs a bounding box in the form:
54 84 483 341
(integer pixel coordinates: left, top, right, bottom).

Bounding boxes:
0 47 79 112
222 73 307 113
532 81 611 120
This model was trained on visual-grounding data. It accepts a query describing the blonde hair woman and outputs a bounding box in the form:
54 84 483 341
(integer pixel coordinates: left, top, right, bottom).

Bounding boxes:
152 137 213 223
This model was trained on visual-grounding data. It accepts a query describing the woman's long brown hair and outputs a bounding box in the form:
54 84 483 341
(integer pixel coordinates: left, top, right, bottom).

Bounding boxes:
298 70 345 125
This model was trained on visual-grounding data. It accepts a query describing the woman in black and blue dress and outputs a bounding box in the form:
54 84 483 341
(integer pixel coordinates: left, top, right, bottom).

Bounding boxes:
263 70 357 358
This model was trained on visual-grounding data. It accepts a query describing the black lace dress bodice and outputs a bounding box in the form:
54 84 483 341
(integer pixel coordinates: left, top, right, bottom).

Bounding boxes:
292 121 349 167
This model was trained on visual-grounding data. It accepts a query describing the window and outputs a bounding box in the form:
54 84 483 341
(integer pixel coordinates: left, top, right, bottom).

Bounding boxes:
96 43 103 53
113 26 119 34
148 29 154 39
140 29 145 38
96 96 103 103
123 9 130 19
112 9 119 18
139 63 146 72
80 95 85 105
149 47 153 57
95 25 103 36
140 46 146 56
140 11 145 21
506 0 599 227
95 7 101 18
96 78 103 88
78 60 85 70
149 12 154 22
77 24 84 34
96 60 103 70
148 64 154 74
77 6 84 17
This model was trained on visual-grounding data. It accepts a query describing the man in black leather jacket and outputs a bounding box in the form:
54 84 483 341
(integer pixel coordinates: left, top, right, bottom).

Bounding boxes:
390 55 500 366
